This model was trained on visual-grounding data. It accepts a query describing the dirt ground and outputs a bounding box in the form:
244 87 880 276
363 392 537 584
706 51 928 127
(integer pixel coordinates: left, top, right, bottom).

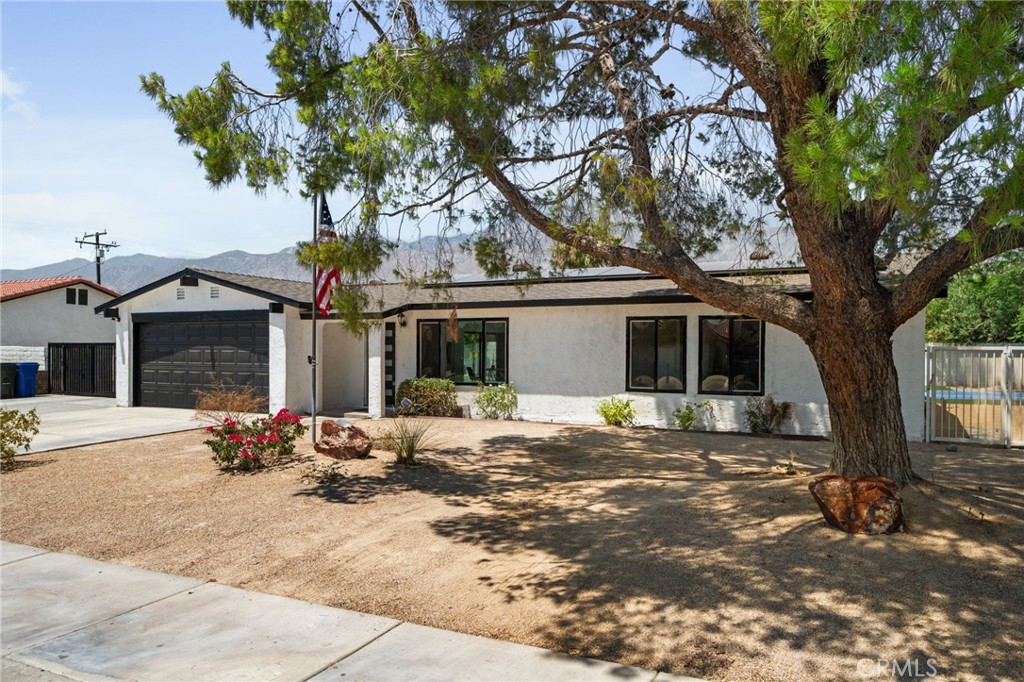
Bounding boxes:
2 418 1022 682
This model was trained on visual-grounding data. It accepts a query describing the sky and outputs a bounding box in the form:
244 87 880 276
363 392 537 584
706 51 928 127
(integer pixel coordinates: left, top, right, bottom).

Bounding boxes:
1 1 316 271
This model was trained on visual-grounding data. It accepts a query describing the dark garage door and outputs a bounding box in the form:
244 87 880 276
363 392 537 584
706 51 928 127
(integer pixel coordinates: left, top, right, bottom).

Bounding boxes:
135 315 269 409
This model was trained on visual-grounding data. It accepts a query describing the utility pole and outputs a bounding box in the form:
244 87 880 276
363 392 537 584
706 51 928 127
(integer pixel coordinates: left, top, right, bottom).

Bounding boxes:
75 231 119 285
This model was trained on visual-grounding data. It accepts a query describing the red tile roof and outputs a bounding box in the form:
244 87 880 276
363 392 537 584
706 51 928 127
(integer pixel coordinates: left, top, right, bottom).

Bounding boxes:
0 277 120 302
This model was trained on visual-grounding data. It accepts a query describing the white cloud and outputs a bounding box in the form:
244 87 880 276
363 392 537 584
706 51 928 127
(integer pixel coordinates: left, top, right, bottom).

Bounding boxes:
1 68 38 119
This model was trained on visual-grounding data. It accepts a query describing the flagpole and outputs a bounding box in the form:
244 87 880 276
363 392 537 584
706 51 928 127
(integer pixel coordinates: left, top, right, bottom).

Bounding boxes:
311 194 318 444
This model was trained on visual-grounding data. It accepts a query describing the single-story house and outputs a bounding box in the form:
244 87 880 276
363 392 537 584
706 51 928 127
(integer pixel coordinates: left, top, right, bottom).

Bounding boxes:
1 276 120 395
94 266 927 440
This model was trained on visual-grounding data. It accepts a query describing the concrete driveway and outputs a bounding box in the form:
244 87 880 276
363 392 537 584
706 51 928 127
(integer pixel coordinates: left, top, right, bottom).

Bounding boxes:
0 395 203 453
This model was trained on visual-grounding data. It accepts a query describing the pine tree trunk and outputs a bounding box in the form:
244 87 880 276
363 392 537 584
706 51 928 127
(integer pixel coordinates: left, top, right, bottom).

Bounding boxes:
810 323 919 485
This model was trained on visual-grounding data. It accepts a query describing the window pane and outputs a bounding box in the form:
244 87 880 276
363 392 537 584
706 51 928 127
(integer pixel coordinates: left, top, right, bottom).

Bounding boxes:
700 318 730 392
731 319 762 392
484 321 507 383
656 319 684 390
66 288 76 305
629 320 657 389
78 289 88 305
450 320 483 383
418 322 441 378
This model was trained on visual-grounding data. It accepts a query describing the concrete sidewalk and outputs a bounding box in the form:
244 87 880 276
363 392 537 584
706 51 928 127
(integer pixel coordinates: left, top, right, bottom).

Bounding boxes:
1 542 702 682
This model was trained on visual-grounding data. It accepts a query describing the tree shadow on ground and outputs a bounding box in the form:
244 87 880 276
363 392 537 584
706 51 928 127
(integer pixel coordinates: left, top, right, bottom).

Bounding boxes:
300 423 1024 680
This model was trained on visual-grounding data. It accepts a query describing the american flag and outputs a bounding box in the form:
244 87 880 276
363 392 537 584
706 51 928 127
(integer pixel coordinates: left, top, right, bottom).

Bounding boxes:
314 195 340 317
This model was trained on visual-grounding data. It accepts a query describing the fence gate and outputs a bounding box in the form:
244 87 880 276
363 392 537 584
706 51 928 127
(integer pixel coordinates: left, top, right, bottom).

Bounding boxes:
48 343 116 398
925 345 1024 447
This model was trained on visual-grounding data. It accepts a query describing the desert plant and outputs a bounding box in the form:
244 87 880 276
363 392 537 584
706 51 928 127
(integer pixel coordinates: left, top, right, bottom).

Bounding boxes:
744 395 794 434
301 462 346 485
194 380 267 426
596 397 636 427
672 400 713 431
203 408 307 471
1 408 41 471
377 418 436 466
395 377 460 417
474 383 518 420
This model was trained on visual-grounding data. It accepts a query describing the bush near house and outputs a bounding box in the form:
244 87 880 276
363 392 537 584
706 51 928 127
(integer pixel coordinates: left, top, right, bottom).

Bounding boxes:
596 397 637 427
673 401 713 431
744 395 794 434
396 378 460 417
474 383 518 420
1 408 41 471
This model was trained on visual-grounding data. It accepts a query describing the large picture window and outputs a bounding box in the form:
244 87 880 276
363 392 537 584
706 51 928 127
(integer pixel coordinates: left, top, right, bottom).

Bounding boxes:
627 317 685 392
417 318 508 384
699 317 764 394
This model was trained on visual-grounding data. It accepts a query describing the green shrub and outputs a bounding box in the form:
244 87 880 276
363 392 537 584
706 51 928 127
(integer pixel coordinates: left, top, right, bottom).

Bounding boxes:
474 383 518 419
673 400 713 430
378 418 436 466
743 395 794 434
1 408 41 471
596 396 636 427
203 408 308 471
396 377 460 417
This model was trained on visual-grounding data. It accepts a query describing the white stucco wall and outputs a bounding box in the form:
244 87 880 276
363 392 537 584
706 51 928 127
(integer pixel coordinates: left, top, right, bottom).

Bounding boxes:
390 303 927 441
284 306 319 416
321 322 366 411
1 287 116 346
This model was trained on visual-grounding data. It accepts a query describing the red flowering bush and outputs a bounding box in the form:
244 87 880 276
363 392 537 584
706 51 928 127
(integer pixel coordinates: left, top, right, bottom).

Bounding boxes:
203 409 308 471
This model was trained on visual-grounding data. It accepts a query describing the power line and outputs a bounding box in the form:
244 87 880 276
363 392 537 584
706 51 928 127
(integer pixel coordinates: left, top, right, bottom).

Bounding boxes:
75 231 119 285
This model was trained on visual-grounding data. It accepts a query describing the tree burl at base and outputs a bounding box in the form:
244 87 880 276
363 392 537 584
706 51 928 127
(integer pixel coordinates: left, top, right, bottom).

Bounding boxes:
808 475 906 535
314 420 372 460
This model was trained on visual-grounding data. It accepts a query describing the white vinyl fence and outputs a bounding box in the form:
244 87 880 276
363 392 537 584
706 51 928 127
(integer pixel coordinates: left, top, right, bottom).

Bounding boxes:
925 345 1024 447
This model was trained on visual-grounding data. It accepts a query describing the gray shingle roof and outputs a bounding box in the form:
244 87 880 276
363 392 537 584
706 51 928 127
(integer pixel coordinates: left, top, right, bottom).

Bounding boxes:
96 265 816 317
356 271 813 317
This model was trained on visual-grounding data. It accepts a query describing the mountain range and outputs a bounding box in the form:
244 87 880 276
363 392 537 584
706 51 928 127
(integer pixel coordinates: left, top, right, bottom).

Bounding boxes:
0 235 480 295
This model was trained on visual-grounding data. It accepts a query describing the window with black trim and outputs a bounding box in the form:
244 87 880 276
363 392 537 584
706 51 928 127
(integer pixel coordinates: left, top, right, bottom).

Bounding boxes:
77 289 88 305
417 318 508 384
699 316 764 394
627 317 685 392
66 288 76 305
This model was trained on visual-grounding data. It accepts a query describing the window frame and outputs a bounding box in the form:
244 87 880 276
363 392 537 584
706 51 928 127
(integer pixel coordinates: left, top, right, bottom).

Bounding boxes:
624 316 687 393
416 317 509 386
697 316 766 396
66 288 76 305
77 289 88 306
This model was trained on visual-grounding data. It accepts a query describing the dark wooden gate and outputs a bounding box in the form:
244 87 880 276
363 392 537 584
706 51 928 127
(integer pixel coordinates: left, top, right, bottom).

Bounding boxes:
48 343 116 397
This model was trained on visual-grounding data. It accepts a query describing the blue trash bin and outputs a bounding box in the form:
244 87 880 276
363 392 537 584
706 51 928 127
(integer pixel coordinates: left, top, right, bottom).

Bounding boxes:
14 362 40 398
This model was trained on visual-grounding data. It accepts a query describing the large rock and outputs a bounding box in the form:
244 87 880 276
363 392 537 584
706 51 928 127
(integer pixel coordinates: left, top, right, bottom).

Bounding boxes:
314 420 372 460
808 475 905 535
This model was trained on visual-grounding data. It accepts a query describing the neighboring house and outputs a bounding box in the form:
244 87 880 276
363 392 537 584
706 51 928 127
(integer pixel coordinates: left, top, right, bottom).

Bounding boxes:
95 265 928 440
0 277 119 396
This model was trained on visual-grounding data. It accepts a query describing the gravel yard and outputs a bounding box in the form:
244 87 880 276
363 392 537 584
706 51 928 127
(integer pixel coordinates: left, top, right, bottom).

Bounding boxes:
2 418 1021 682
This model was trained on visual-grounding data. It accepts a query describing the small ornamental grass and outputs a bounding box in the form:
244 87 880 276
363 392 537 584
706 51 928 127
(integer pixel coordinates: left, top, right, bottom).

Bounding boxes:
377 418 436 466
204 408 307 472
473 383 518 419
596 396 637 427
1 408 41 472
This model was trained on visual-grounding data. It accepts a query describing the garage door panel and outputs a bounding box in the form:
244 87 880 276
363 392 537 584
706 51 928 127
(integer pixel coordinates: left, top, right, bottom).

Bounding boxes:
136 317 269 409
